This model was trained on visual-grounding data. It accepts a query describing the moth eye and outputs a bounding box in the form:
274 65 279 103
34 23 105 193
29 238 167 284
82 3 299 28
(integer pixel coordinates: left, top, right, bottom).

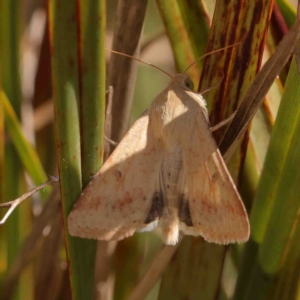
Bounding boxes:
184 79 194 90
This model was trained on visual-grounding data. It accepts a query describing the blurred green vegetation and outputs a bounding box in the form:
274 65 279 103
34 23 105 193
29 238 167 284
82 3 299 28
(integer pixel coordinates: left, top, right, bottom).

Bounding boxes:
0 1 300 300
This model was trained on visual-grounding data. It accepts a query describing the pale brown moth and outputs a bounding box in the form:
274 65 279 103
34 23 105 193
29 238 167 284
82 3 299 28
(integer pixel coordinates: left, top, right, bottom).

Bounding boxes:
68 51 250 245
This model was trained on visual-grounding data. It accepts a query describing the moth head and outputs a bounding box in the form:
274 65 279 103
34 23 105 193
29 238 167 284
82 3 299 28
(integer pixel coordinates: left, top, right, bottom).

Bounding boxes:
172 73 195 91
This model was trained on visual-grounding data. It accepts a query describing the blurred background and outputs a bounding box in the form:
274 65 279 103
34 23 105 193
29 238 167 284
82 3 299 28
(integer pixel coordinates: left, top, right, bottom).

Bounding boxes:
1 1 300 300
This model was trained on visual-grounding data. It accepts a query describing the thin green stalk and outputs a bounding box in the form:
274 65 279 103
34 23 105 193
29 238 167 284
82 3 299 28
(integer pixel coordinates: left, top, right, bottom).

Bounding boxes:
258 57 300 275
276 0 296 27
0 57 5 287
79 0 106 188
48 1 97 299
233 55 300 299
0 0 24 299
78 0 106 294
1 92 48 192
156 0 210 83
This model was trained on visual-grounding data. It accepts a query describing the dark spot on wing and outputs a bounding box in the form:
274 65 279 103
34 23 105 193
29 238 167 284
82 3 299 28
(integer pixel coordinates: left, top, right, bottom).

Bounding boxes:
114 170 122 179
179 195 193 227
144 191 163 224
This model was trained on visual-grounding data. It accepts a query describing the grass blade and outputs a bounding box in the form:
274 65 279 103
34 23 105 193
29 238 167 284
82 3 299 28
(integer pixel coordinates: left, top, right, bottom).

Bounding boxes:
156 0 210 82
233 54 300 299
220 18 300 160
107 0 148 143
2 92 48 191
0 0 30 298
79 0 106 187
48 1 97 299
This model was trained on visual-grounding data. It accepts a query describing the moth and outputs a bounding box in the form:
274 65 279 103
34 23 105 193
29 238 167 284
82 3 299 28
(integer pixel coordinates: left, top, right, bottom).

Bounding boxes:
68 54 250 246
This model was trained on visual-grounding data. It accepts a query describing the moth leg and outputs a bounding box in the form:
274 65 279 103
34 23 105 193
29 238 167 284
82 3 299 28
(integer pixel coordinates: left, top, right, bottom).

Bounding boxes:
210 111 236 132
104 136 118 146
105 85 114 122
104 85 115 157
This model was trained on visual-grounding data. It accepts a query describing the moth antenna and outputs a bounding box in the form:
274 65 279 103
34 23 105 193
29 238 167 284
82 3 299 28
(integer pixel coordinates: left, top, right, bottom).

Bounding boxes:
197 71 225 95
106 49 173 79
183 42 241 74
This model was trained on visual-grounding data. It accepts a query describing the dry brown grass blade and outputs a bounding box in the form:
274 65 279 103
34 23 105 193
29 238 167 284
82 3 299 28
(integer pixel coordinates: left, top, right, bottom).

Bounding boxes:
94 241 117 300
2 187 61 300
140 28 166 53
0 176 58 225
34 99 54 132
55 269 72 300
107 0 148 145
34 210 64 300
220 17 300 161
38 259 70 300
95 1 149 296
128 244 180 300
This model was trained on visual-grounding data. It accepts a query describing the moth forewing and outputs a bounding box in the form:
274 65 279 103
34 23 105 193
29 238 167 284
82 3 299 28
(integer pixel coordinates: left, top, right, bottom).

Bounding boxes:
68 111 164 241
68 73 250 245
